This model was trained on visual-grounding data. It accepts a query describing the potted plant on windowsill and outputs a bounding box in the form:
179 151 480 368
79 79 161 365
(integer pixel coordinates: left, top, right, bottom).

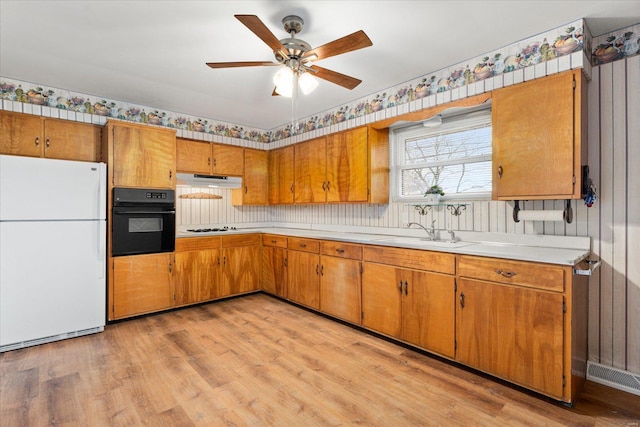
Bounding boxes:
424 185 445 204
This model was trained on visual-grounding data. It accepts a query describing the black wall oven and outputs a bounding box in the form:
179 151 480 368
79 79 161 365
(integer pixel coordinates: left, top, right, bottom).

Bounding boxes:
112 188 175 256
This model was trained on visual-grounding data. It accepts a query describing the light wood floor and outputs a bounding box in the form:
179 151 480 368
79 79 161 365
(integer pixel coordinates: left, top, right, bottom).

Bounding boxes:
2 293 639 426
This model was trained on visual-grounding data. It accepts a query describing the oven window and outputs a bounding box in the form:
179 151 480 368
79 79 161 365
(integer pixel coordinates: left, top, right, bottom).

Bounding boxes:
128 217 163 233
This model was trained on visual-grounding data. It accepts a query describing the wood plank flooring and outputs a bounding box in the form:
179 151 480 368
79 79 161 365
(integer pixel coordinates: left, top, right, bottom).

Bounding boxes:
1 293 640 426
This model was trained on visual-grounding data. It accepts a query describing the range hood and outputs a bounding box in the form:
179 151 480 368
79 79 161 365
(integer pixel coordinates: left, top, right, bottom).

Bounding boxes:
176 173 242 188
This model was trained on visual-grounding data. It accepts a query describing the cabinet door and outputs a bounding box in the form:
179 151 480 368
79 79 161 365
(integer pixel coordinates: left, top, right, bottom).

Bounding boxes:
326 127 368 202
0 111 43 157
174 249 220 306
212 144 243 176
268 146 294 204
294 137 326 203
492 71 577 199
361 263 402 338
112 253 174 319
241 148 268 205
221 245 261 296
176 138 211 174
320 256 361 324
43 119 101 162
112 125 176 188
402 270 455 358
456 278 565 398
287 250 320 309
262 246 287 298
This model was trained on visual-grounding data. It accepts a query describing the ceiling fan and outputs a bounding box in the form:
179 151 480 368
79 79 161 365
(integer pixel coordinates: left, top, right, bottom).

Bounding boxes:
206 14 373 97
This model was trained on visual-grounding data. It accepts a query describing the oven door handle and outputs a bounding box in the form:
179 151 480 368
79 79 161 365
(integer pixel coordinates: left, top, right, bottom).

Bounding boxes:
113 210 176 215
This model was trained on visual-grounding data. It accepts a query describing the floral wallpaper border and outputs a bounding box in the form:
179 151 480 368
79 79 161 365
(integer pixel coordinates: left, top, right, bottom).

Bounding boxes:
1 20 638 144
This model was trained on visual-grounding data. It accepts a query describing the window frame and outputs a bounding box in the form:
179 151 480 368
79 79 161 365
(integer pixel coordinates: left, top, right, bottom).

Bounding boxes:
390 107 493 203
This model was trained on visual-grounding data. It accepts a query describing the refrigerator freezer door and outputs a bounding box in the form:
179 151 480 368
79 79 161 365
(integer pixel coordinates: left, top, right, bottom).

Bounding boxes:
0 221 106 347
0 155 106 221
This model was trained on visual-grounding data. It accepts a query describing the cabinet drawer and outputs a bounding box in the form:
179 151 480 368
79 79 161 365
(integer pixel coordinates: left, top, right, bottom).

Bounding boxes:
222 233 261 247
288 237 320 253
363 245 454 275
175 236 221 251
457 255 565 292
321 241 362 260
262 234 288 248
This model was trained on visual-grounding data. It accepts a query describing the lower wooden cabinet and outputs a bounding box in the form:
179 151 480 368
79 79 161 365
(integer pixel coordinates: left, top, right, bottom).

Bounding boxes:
287 238 321 309
112 253 175 319
174 236 222 306
361 262 455 358
262 234 288 298
319 241 363 324
456 255 587 403
221 234 261 296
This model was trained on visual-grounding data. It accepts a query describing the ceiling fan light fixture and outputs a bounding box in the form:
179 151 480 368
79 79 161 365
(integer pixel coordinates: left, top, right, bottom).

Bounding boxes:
274 67 294 97
298 71 318 95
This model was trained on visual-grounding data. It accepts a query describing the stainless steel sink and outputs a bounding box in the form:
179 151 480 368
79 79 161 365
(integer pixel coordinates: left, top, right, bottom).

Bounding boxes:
372 236 475 248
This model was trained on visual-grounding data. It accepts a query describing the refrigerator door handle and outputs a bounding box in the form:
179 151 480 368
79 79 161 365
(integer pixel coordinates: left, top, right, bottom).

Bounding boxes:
97 220 106 279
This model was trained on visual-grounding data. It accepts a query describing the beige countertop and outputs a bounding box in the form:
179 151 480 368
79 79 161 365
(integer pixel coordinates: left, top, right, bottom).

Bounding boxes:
176 226 591 266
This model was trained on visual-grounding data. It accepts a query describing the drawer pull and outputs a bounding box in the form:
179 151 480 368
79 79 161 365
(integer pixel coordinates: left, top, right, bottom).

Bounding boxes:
336 249 345 254
299 243 307 248
495 269 516 278
271 239 277 243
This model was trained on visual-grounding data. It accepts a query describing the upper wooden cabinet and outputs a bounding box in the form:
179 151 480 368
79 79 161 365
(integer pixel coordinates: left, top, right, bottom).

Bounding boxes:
492 70 586 200
268 145 294 204
290 126 389 205
294 136 327 203
104 122 176 189
232 148 268 205
0 111 101 162
176 138 211 174
176 138 244 176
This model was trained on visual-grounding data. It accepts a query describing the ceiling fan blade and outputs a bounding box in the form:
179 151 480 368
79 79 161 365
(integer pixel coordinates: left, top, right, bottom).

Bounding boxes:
272 87 279 96
303 30 372 61
309 65 362 90
206 61 279 69
235 14 289 57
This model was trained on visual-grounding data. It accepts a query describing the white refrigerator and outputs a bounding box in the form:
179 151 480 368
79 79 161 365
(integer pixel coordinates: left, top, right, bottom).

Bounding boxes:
0 154 107 352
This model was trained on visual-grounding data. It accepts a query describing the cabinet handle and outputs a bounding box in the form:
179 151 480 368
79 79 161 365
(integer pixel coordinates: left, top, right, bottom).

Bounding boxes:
398 280 403 292
283 258 288 267
271 239 277 244
244 186 248 194
35 137 40 147
404 281 408 296
495 269 516 278
326 181 331 191
320 265 324 276
321 181 326 191
217 257 221 266
45 137 50 149
213 158 217 167
290 184 294 194
498 164 503 179
459 292 465 308
316 264 319 275
223 256 226 266
169 262 172 273
208 157 211 166
169 170 173 180
299 243 306 248
335 249 345 254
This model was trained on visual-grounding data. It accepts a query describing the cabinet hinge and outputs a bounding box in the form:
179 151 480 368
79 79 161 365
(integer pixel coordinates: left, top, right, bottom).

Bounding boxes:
360 263 364 274
563 301 567 313
562 375 566 387
572 175 576 185
454 340 457 351
361 311 365 321
454 278 457 292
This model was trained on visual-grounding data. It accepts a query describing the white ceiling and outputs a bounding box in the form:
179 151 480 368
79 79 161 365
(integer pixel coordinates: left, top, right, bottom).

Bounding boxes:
1 1 639 130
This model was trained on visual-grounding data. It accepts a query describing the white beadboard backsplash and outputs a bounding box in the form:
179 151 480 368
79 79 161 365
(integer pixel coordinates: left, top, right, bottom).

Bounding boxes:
176 186 589 237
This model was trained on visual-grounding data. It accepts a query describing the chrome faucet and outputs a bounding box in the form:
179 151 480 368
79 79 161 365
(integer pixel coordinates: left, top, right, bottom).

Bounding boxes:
407 220 437 240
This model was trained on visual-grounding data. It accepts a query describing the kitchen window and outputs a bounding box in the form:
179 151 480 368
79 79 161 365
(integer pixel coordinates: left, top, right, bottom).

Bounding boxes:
390 106 492 202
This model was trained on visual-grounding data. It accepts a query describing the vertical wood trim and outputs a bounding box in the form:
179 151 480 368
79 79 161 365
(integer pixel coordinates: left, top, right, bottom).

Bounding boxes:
611 59 628 370
599 62 614 366
587 65 602 363
626 56 640 372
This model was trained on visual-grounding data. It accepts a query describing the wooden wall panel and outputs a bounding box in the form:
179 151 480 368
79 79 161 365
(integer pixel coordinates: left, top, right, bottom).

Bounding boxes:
626 57 640 373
